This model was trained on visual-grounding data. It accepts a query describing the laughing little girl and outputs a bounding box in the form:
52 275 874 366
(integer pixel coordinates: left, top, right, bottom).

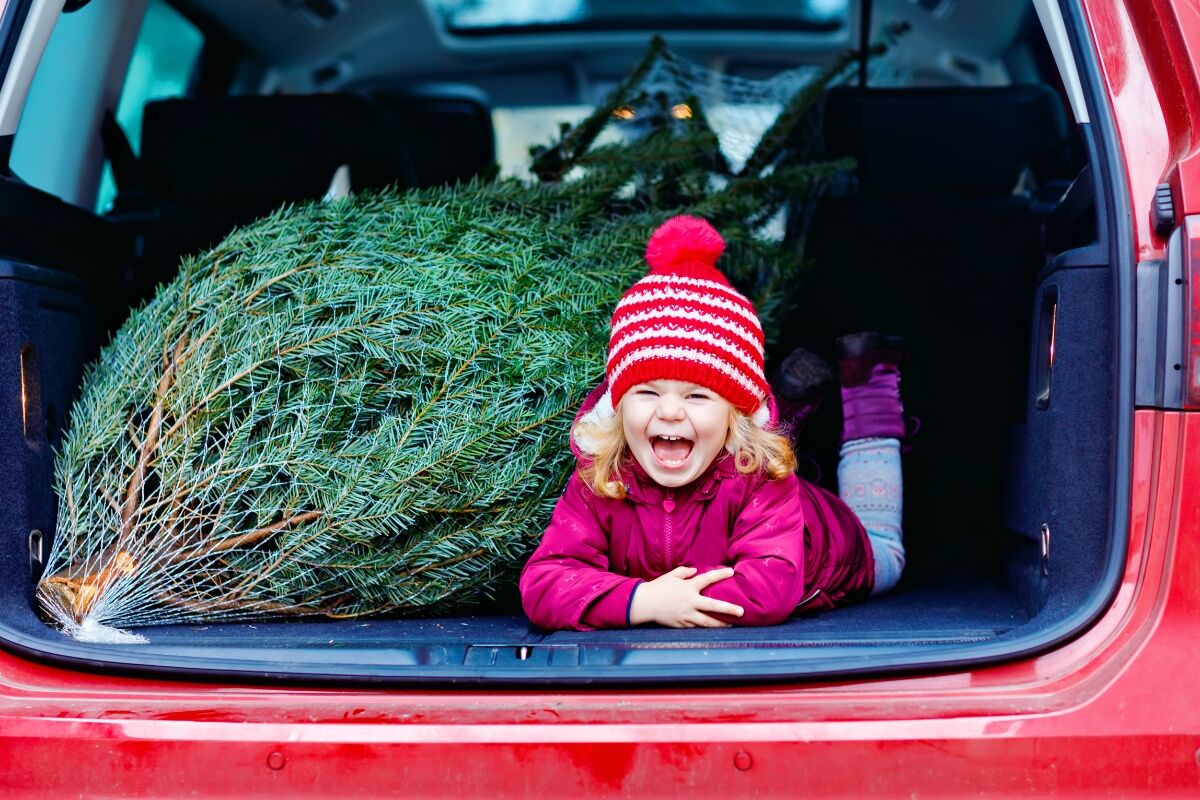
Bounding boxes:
519 216 908 630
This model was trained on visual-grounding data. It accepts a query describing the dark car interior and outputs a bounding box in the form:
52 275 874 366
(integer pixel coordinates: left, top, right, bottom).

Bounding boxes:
0 0 1128 682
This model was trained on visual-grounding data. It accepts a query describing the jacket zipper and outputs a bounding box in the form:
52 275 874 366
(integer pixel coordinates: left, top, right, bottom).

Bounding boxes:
663 492 675 570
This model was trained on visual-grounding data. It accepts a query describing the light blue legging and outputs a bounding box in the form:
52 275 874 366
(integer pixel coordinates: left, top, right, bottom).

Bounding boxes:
837 437 905 594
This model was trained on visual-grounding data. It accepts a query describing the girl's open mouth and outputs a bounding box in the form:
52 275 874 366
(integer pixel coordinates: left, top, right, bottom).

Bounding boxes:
650 435 694 468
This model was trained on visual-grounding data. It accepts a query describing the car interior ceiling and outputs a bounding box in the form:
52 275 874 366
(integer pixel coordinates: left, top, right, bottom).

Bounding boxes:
0 0 1122 674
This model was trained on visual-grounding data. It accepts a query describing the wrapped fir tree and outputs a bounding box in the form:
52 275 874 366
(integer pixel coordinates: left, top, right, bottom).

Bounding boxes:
36 36 887 641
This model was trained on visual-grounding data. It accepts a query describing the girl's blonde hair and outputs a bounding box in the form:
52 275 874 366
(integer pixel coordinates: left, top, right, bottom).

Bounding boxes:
575 402 798 499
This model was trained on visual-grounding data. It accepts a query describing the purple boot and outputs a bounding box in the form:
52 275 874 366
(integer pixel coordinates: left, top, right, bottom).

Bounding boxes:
838 331 909 444
773 345 833 442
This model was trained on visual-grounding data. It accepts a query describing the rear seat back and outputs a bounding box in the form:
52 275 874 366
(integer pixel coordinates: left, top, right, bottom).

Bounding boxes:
121 93 416 289
107 88 495 313
140 92 416 210
822 84 1073 197
368 84 495 188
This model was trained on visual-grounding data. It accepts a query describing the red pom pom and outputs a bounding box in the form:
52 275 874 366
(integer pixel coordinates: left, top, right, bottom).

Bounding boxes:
645 215 725 275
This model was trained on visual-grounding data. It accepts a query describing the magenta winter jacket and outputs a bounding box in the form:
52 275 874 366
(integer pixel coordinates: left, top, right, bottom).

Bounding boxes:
519 385 874 631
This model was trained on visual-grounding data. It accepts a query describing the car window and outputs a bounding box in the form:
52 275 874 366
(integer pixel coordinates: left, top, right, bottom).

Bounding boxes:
493 105 617 179
94 0 204 213
9 0 203 211
428 0 849 35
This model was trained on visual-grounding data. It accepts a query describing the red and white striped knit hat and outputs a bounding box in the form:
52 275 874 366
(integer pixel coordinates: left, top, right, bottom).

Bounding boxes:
605 215 770 421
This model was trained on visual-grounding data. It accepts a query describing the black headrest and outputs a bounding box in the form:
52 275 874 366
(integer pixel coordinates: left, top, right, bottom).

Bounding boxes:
368 84 495 187
140 93 417 202
823 84 1071 195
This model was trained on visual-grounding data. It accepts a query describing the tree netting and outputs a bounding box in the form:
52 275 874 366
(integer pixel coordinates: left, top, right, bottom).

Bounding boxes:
36 34 896 642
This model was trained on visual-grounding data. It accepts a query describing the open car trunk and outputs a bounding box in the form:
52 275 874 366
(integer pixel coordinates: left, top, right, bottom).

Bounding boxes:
0 37 1132 683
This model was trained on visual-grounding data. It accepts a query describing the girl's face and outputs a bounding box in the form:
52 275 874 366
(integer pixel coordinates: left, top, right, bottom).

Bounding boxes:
621 379 732 488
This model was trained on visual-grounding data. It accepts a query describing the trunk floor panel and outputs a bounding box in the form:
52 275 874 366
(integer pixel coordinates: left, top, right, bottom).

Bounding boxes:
541 578 1027 646
55 579 1027 669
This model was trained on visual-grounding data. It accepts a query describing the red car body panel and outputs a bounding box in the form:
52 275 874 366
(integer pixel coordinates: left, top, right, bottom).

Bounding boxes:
1135 0 1200 235
2 0 1200 795
1092 0 1200 260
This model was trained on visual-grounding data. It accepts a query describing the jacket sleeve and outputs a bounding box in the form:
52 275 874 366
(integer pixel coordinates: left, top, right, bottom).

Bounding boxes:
519 473 641 631
700 473 807 626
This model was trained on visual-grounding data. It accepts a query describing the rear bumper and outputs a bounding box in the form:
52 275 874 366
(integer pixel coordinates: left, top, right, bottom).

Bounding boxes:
2 721 1198 796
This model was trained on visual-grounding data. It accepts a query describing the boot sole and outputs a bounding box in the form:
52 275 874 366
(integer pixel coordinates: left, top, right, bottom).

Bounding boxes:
775 346 834 401
835 331 909 360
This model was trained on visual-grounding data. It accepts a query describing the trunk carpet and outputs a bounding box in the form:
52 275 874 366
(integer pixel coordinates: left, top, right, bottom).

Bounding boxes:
93 577 1025 662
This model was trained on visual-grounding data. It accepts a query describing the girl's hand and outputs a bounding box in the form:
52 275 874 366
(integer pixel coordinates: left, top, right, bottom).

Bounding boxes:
629 566 745 628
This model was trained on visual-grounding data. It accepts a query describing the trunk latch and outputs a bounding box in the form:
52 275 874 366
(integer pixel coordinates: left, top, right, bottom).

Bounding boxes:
1153 183 1175 240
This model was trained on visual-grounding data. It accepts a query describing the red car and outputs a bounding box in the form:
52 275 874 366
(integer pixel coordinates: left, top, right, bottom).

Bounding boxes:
1 0 1197 795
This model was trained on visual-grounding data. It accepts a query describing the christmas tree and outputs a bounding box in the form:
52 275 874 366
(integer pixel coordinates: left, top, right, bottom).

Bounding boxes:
36 37 886 641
